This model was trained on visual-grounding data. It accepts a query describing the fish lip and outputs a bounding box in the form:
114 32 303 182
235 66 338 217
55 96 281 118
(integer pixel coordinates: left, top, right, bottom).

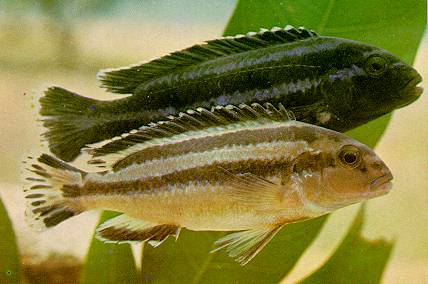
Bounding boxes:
369 173 393 195
403 75 423 96
396 76 423 108
414 85 424 96
396 88 422 108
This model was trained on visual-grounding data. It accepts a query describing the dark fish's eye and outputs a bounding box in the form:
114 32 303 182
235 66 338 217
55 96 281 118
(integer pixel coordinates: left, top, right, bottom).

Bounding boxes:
337 145 362 168
365 55 388 77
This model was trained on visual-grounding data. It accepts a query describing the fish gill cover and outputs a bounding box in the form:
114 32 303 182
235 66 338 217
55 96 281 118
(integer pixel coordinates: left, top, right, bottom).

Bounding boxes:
10 1 423 283
39 24 422 161
138 0 425 283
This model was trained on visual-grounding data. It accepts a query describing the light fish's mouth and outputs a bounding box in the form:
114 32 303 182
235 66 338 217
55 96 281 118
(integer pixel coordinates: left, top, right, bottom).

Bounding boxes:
369 173 393 197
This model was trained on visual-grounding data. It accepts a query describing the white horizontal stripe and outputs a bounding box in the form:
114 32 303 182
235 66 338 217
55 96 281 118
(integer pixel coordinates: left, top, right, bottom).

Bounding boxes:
85 140 310 184
96 120 306 169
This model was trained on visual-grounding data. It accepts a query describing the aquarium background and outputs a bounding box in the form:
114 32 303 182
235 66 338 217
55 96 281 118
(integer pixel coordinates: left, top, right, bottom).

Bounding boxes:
0 0 427 283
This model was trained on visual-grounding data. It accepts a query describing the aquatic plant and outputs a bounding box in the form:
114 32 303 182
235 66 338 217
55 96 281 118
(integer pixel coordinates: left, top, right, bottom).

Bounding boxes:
0 199 20 283
0 0 424 283
80 0 425 283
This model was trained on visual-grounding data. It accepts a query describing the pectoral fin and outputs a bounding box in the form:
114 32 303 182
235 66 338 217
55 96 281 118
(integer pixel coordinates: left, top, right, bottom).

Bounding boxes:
212 226 283 265
96 214 180 246
219 168 284 210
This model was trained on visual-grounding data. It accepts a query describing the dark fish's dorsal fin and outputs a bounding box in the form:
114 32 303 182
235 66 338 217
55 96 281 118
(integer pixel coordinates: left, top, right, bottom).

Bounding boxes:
97 26 318 94
87 103 295 164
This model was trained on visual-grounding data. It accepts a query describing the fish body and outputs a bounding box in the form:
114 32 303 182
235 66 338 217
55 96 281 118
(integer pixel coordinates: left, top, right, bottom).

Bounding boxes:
25 119 392 264
39 26 422 161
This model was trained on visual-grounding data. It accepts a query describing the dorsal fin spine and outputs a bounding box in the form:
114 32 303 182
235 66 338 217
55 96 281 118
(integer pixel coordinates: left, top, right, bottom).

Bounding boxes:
88 103 294 163
98 26 317 94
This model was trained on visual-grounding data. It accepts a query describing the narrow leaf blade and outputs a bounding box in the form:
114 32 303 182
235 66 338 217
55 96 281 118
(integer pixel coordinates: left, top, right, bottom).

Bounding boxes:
140 0 425 282
0 198 20 283
81 211 138 284
298 207 393 284
141 217 326 284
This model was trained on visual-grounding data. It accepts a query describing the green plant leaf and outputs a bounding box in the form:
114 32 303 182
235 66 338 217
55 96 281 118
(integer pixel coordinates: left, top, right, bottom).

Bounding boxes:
298 207 393 284
81 211 139 284
0 198 20 283
140 0 425 283
141 217 326 283
226 0 426 148
224 0 425 64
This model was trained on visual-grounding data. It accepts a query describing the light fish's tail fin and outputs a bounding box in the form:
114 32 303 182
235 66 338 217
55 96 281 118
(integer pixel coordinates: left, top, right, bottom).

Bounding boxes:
23 154 86 230
39 86 100 161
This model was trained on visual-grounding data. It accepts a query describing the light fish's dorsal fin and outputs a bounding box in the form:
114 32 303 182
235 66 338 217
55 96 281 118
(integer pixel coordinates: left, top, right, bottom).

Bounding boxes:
97 26 318 94
87 103 295 169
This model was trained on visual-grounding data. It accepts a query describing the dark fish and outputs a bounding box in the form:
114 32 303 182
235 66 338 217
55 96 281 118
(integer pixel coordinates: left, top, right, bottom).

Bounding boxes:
39 26 423 161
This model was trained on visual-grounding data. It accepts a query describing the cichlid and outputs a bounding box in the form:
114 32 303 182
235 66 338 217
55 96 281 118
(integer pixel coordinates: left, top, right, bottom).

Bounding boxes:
39 26 423 162
24 115 393 265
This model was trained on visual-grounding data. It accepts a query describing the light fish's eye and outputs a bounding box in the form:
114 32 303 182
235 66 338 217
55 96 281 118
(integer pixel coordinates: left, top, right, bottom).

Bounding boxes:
337 145 362 169
365 55 388 77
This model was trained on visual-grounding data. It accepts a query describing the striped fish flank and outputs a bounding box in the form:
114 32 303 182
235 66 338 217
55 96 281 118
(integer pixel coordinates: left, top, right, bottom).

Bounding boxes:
37 25 422 161
24 119 393 265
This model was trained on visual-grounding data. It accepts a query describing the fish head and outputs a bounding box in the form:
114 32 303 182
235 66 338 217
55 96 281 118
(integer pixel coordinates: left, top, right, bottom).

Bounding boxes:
294 128 393 212
352 48 422 112
320 39 423 129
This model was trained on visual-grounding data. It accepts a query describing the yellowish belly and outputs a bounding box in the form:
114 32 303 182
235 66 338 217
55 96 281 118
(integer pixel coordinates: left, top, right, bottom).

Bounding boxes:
79 184 281 231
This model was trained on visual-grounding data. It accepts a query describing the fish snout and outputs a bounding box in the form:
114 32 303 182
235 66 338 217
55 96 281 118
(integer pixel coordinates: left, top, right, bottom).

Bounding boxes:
392 65 424 108
369 171 393 194
403 68 423 96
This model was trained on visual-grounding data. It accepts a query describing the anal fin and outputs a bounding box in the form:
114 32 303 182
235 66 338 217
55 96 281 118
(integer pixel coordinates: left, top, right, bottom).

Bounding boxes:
96 214 180 246
212 225 283 265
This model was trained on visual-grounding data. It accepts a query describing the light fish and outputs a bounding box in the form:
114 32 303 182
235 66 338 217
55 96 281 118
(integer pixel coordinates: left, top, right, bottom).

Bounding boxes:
38 26 423 161
24 117 393 265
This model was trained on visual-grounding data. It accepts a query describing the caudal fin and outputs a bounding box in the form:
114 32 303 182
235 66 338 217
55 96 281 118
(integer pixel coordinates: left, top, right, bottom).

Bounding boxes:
39 86 152 161
39 86 100 161
24 154 86 230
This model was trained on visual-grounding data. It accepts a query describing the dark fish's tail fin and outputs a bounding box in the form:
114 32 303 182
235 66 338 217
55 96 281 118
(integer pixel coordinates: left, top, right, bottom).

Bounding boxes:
39 86 101 161
23 154 86 230
39 86 153 161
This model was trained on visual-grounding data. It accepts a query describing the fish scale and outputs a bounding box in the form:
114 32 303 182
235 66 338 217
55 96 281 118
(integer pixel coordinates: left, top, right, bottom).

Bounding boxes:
38 25 422 161
24 118 393 264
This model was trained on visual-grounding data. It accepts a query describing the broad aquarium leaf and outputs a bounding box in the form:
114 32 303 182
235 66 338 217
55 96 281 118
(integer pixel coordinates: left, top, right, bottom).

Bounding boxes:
226 0 426 147
140 0 426 283
298 207 393 284
141 217 326 283
0 198 20 283
81 211 138 284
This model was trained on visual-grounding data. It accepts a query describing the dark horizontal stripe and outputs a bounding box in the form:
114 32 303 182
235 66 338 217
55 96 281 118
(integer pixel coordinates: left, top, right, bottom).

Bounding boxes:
79 157 293 197
112 122 328 170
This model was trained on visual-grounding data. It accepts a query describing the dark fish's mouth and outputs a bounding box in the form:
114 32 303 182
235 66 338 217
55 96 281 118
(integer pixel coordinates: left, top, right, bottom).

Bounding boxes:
405 75 423 95
396 87 423 108
406 76 424 96
369 173 393 197
412 85 424 98
397 76 424 108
